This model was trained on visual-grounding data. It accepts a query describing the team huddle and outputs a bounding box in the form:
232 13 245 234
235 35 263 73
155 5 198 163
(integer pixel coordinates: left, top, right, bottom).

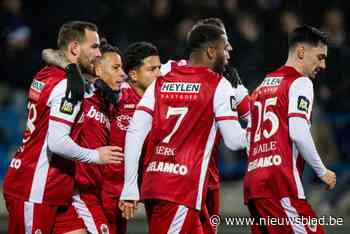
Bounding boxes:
2 18 337 234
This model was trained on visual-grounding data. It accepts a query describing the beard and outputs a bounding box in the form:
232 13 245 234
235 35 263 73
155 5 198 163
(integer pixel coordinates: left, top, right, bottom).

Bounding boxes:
212 56 226 75
77 53 95 76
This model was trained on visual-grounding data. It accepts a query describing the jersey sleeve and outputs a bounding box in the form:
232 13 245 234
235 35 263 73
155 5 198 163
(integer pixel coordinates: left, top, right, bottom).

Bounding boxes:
48 79 82 126
288 77 314 121
213 78 239 121
289 117 327 178
136 80 155 115
233 84 250 118
160 60 174 76
120 110 153 200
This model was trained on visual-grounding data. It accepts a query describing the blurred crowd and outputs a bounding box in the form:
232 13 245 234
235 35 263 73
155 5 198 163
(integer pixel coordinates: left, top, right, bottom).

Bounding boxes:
1 0 350 213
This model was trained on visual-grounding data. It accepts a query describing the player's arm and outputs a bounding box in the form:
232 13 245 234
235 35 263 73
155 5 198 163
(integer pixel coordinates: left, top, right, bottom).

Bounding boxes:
288 77 336 189
119 81 155 219
214 78 247 150
47 79 122 164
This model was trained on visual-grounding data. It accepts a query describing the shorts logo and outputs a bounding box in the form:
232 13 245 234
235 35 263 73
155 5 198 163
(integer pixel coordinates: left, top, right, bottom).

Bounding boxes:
59 98 74 115
34 229 42 234
297 96 310 113
230 96 236 111
100 224 109 234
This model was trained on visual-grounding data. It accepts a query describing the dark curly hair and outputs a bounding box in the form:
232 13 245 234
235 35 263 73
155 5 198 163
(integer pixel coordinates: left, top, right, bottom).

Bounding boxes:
123 41 159 73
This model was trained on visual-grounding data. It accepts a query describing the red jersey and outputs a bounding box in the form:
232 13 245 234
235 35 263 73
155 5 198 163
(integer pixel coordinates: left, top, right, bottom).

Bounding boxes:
3 65 83 205
102 82 141 197
74 88 112 196
244 66 314 203
161 60 249 191
139 64 238 210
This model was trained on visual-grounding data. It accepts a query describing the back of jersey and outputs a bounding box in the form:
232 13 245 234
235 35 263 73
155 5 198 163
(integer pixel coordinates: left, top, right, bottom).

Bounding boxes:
141 64 222 210
244 66 307 203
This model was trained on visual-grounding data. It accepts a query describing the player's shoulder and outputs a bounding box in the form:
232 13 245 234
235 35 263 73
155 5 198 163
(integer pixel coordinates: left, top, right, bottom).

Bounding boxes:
160 59 187 76
28 66 67 103
269 65 306 80
35 65 66 82
118 82 141 103
290 76 313 91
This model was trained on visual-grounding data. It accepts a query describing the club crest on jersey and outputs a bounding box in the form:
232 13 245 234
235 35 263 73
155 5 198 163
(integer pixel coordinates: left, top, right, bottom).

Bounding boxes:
230 96 237 111
34 229 42 234
59 98 74 115
100 224 109 234
297 96 310 113
160 82 201 93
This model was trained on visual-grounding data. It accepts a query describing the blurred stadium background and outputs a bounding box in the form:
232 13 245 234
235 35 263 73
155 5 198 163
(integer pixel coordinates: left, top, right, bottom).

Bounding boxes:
1 0 350 233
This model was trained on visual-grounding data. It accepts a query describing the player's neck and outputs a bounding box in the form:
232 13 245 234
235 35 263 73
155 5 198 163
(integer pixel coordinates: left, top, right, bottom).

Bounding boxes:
285 58 305 76
130 82 145 97
188 53 212 69
64 50 78 64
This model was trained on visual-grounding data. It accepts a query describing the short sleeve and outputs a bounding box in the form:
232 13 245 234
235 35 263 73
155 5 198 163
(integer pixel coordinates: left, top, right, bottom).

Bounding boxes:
136 80 155 115
288 77 314 121
213 78 239 122
48 79 82 126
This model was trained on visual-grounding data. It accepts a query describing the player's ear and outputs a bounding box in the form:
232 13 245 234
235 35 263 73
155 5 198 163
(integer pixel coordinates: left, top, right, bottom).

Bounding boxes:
296 45 305 60
207 46 216 60
69 41 80 57
128 70 137 82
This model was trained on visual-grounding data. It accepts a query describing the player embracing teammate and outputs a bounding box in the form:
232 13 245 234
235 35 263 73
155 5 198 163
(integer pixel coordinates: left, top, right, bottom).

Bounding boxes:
3 19 336 234
3 21 122 234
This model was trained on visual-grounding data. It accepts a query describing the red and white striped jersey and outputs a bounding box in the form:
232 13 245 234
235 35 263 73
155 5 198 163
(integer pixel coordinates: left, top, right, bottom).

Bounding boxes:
102 82 142 197
139 64 239 210
244 66 314 203
160 60 250 192
3 65 83 205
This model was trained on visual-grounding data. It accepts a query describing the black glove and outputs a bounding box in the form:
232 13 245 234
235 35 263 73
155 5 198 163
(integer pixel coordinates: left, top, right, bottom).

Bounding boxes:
94 79 120 105
65 63 86 105
223 65 243 88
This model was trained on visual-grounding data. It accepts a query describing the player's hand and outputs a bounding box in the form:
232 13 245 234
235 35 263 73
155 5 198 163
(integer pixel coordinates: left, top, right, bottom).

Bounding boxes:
223 65 243 88
320 169 336 190
96 146 124 164
119 200 139 220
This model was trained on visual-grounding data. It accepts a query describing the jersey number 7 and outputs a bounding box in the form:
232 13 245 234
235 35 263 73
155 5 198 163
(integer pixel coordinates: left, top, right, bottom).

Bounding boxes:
162 106 188 143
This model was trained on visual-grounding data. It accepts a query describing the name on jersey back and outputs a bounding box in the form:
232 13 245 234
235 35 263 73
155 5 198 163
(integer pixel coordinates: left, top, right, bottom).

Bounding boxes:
257 77 283 94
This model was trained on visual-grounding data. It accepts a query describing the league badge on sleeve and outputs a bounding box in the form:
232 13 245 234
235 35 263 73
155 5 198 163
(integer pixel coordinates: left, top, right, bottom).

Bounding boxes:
230 96 237 111
297 96 310 113
59 98 74 115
